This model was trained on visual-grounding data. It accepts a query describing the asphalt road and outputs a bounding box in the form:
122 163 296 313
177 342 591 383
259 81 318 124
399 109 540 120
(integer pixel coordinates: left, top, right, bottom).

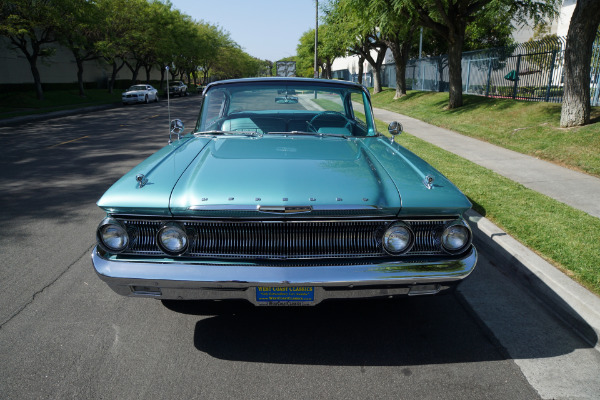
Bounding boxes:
1 97 598 399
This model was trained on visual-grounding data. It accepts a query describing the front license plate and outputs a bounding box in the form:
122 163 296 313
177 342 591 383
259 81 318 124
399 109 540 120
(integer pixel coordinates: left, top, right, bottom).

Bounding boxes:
256 286 315 306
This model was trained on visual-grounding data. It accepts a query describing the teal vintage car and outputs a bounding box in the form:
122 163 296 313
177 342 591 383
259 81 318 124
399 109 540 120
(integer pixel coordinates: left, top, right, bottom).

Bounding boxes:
92 77 477 306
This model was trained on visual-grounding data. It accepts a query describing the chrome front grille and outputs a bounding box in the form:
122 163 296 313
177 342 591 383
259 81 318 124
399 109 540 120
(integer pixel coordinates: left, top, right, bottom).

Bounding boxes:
119 218 449 259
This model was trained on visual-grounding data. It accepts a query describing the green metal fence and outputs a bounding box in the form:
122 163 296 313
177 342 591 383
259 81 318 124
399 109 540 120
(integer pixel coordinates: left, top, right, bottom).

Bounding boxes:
338 33 600 106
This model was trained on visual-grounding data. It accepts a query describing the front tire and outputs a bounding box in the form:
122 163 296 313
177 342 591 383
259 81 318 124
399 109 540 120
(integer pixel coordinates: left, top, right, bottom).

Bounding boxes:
144 95 149 104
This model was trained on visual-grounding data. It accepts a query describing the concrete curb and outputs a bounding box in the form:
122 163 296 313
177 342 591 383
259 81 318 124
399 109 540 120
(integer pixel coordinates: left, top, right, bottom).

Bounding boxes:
466 209 600 350
0 103 121 127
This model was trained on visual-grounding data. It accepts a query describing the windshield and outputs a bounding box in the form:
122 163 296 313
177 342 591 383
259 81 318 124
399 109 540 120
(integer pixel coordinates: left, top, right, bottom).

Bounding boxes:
128 85 146 91
195 81 376 137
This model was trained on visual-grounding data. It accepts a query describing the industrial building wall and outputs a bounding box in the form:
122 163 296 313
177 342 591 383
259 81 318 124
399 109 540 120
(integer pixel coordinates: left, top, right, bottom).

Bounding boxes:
0 37 162 87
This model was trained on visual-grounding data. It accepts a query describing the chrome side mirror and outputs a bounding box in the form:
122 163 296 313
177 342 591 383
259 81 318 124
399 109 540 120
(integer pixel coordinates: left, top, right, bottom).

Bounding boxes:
388 121 403 143
169 119 184 143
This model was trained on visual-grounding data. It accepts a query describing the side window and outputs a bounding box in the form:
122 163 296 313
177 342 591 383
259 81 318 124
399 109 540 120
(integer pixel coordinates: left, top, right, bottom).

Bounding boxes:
201 89 227 130
350 92 368 128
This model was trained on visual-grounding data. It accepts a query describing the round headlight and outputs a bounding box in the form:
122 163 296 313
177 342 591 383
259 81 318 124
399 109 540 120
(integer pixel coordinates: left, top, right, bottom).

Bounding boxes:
441 223 471 253
383 222 414 255
157 222 188 255
97 218 129 252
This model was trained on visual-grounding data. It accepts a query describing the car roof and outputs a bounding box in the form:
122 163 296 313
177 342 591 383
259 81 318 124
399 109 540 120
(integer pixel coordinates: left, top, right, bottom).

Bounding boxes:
204 77 366 91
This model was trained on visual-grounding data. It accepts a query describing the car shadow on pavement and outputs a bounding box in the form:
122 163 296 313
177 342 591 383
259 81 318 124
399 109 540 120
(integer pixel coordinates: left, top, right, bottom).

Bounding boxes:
161 292 577 366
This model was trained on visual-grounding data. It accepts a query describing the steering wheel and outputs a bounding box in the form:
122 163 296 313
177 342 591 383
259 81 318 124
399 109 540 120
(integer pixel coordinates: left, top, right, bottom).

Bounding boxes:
307 111 353 133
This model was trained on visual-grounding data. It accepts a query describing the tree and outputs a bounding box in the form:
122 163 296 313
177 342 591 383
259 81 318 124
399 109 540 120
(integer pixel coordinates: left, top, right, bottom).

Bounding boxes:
55 0 103 97
393 0 558 109
151 3 182 90
212 46 262 79
95 0 137 93
0 0 59 100
356 0 418 98
324 0 388 91
560 0 600 127
296 27 345 78
196 23 231 84
120 0 153 85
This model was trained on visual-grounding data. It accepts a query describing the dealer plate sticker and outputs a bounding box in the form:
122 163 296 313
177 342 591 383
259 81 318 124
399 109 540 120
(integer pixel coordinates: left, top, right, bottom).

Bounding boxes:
256 287 314 303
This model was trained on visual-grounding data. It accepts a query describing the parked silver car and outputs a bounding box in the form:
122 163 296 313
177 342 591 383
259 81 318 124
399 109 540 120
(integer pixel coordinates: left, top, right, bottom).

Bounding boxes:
122 84 159 105
168 81 187 97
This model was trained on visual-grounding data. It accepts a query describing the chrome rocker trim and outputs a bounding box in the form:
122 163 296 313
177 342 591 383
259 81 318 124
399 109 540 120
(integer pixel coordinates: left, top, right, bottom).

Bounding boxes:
91 246 477 305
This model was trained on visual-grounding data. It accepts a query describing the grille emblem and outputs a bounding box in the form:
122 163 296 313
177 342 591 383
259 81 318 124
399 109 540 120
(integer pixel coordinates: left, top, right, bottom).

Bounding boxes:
258 206 312 214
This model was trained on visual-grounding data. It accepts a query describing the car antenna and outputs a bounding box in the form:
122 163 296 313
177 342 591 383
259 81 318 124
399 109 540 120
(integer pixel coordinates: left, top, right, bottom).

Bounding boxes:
166 65 171 133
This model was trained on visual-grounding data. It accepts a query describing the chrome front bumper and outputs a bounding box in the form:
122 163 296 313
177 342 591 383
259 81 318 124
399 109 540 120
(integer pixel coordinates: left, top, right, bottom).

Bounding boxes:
91 246 477 305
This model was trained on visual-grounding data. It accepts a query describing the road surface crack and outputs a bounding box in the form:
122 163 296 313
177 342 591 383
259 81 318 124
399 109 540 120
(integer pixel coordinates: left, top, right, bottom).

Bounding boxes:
0 244 95 331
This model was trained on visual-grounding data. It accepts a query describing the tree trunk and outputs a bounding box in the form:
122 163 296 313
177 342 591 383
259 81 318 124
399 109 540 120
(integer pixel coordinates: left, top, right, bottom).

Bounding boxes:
17 40 44 100
438 56 447 92
76 57 85 97
131 65 141 85
159 66 166 90
371 45 387 94
357 56 364 84
10 32 51 101
145 65 152 83
107 59 125 94
325 59 332 79
387 28 414 99
447 33 464 109
108 61 118 94
126 61 142 85
28 54 44 101
393 53 408 99
372 67 383 93
560 0 600 127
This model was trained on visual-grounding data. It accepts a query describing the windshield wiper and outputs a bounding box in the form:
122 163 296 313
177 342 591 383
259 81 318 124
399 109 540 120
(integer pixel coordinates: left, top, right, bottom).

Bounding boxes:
270 131 348 139
195 130 262 137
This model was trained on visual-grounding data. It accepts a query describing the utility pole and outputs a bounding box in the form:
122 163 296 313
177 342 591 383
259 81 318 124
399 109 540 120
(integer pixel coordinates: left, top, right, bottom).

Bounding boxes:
419 27 423 59
314 0 318 78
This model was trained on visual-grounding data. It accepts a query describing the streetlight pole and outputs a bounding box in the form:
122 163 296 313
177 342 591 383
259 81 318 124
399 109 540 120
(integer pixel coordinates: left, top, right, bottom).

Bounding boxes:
314 0 318 78
419 27 423 59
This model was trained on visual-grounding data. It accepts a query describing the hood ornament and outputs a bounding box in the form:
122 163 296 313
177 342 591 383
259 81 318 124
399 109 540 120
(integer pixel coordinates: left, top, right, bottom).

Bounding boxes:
423 175 435 190
135 174 148 188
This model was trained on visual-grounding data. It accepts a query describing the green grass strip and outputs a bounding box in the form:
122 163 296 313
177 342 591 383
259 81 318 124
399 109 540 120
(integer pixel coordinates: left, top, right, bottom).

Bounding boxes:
0 89 123 119
372 116 600 295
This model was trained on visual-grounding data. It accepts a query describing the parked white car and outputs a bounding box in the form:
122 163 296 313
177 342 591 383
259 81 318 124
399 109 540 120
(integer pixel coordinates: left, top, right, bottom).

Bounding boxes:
122 84 159 105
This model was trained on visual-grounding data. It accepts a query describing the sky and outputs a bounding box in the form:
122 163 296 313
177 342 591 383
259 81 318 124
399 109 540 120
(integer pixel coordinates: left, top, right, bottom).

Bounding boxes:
170 0 320 62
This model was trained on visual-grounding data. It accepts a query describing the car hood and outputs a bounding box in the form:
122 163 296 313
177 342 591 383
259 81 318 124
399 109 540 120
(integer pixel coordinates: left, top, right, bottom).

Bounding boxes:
122 90 146 95
98 135 471 218
169 135 402 217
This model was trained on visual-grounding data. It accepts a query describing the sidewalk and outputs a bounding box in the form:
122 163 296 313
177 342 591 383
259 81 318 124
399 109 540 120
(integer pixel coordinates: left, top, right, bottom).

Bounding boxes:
372 106 600 348
372 106 600 219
